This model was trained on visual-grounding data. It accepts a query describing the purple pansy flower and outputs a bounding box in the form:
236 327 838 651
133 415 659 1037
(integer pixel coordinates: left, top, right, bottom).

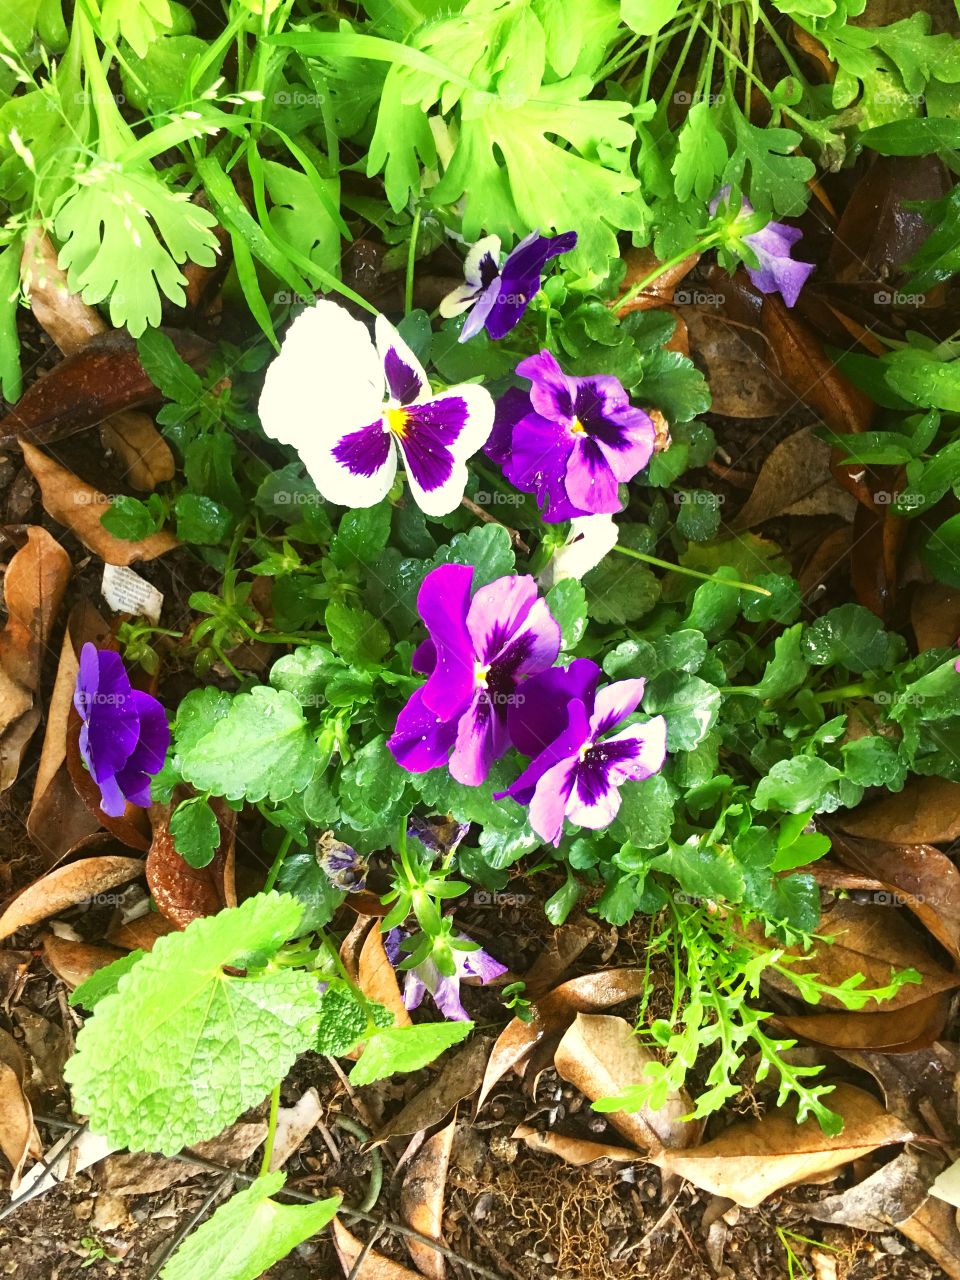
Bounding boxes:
711 188 814 308
440 230 577 343
498 659 667 846
384 927 507 1021
258 300 494 516
387 564 561 786
488 351 656 523
73 644 170 819
317 831 367 892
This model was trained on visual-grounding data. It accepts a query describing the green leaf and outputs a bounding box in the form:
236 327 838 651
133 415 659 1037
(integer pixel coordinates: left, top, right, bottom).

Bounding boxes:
544 872 581 925
651 839 746 904
583 556 660 625
722 106 815 216
70 950 145 1010
643 673 721 751
428 523 515 589
672 101 727 203
159 1172 340 1280
330 502 393 572
316 985 372 1056
274 850 345 934
859 117 960 155
338 735 408 831
802 604 905 674
136 326 203 405
175 492 233 545
610 773 675 848
179 688 316 804
754 757 843 813
676 489 723 542
841 735 906 789
753 624 809 700
349 1021 473 1085
169 795 220 868
883 347 960 412
324 601 391 668
54 167 219 337
65 893 320 1154
621 0 682 35
545 579 588 649
101 494 163 541
0 242 23 402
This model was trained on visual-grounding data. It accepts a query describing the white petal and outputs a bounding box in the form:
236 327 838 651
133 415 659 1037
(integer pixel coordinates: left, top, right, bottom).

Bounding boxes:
401 385 495 518
538 515 619 589
463 234 501 289
439 282 480 319
258 300 384 454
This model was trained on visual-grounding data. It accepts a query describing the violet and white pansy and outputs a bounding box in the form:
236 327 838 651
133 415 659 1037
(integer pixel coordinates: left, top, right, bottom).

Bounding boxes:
258 300 495 516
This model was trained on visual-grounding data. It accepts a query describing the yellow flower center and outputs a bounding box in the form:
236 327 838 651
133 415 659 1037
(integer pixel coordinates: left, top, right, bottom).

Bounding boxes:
570 418 586 436
475 662 490 686
384 406 409 439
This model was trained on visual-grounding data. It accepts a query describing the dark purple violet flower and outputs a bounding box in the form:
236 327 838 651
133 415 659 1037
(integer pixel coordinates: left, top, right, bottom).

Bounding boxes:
498 660 667 846
490 351 656 523
317 831 367 892
710 188 814 308
387 564 561 786
440 230 577 343
384 927 507 1021
73 644 170 819
407 814 470 857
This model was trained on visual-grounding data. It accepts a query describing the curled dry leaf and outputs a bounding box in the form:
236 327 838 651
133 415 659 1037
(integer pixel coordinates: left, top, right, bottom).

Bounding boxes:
0 1029 41 1189
682 308 796 419
41 934 126 990
826 832 960 959
104 1121 268 1196
99 411 175 492
146 803 235 929
773 993 950 1053
400 1116 455 1280
731 428 857 530
374 1038 490 1142
21 228 106 355
911 583 960 653
522 917 598 1000
804 1147 943 1231
27 603 109 865
359 924 412 1028
0 328 211 450
836 777 960 845
761 900 959 1012
651 1084 913 1208
107 911 176 952
476 968 647 1113
554 1014 697 1152
899 1193 960 1280
269 1088 322 1173
616 247 699 314
512 1124 642 1166
332 1218 422 1280
0 855 144 942
20 440 178 565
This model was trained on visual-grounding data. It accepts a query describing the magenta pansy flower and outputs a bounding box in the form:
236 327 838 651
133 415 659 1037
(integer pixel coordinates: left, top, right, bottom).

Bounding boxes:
384 927 507 1022
440 229 577 342
258 300 494 516
711 188 814 308
499 658 667 846
487 351 656 523
73 644 170 818
387 564 561 786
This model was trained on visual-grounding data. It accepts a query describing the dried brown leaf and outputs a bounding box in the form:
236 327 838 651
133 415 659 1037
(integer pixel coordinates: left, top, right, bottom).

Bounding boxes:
103 1122 268 1195
836 777 960 845
899 1193 960 1280
146 804 234 929
522 917 598 1001
400 1116 455 1279
374 1038 490 1142
41 935 125 989
98 411 175 492
107 912 176 951
616 248 699 314
268 1088 322 1173
804 1147 942 1230
731 428 857 530
332 1218 422 1279
651 1084 913 1208
512 1125 642 1166
359 925 412 1028
21 229 106 355
20 440 178 565
0 1061 42 1188
553 1014 698 1152
911 583 960 652
0 526 71 691
683 308 795 418
476 968 647 1113
773 993 949 1052
0 855 144 941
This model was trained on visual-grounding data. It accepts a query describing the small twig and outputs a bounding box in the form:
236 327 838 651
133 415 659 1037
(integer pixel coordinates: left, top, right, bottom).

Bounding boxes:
346 1220 385 1280
29 1115 509 1280
146 1173 234 1280
0 1121 89 1222
460 497 530 555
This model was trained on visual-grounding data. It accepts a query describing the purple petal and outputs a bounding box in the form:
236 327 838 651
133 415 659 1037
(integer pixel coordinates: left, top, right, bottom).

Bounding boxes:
458 942 508 984
565 758 624 831
743 222 815 308
431 973 469 1021
383 927 406 966
448 687 510 786
411 638 437 675
574 380 655 481
594 718 668 785
516 350 576 422
417 564 475 719
95 771 128 819
589 680 646 737
383 346 424 406
485 231 577 340
388 687 461 773
459 278 501 343
502 411 573 510
395 395 469 492
403 969 428 1012
466 576 560 678
507 658 601 758
527 756 580 847
563 438 622 514
504 696 591 807
486 386 531 465
331 419 393 478
74 646 141 783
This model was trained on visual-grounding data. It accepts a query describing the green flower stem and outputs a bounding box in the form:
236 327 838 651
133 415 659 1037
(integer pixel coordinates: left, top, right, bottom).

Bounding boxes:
263 832 294 893
612 234 721 312
812 681 878 702
754 6 810 89
612 544 772 595
405 204 421 316
258 1083 281 1177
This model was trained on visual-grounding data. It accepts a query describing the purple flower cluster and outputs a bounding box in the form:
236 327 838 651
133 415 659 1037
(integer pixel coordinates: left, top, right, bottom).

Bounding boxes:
384 927 507 1021
711 188 814 308
388 568 667 846
73 645 169 818
487 351 656 522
